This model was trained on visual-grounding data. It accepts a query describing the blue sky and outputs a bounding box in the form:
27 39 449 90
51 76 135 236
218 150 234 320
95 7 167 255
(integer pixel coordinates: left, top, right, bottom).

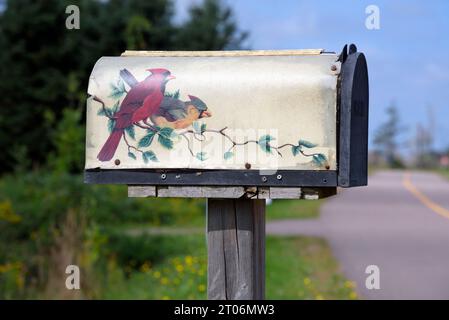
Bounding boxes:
176 0 449 152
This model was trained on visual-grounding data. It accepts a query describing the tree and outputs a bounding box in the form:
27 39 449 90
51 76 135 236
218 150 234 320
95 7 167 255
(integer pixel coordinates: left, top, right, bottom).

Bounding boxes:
174 0 248 50
373 104 403 167
0 0 248 173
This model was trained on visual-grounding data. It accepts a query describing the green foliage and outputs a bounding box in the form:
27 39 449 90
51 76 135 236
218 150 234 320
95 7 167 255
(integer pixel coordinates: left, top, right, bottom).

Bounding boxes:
125 126 135 140
138 130 156 148
142 150 158 163
157 127 174 150
164 89 180 99
312 153 327 166
125 15 152 50
291 145 301 156
107 119 116 133
258 135 275 154
48 108 85 173
0 171 205 298
174 0 248 50
128 152 136 160
196 152 207 161
223 151 234 160
109 80 126 99
298 139 317 149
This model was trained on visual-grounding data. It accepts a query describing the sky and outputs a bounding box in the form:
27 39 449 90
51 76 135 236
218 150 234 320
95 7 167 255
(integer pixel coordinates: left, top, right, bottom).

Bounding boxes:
175 0 449 153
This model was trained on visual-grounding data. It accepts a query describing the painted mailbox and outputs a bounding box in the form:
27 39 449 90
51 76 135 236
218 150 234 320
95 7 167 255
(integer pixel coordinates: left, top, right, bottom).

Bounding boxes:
85 44 368 187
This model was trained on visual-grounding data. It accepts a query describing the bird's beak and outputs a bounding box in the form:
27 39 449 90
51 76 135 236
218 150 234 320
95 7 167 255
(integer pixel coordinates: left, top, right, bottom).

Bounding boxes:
166 75 176 81
201 110 212 118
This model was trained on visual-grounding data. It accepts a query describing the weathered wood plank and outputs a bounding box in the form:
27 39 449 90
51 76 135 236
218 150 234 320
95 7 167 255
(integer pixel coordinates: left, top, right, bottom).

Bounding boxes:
207 199 265 300
127 186 156 197
269 187 302 199
157 186 246 198
128 186 335 199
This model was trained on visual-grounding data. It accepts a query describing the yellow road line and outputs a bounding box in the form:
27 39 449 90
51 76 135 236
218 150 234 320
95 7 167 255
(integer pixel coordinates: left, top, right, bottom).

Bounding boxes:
402 172 449 220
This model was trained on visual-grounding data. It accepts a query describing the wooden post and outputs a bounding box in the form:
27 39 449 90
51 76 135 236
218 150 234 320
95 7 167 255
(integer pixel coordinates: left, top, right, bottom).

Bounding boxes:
207 198 265 300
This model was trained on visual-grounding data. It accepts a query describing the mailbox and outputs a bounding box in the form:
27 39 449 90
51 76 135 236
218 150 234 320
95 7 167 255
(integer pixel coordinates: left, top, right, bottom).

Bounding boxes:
84 44 368 188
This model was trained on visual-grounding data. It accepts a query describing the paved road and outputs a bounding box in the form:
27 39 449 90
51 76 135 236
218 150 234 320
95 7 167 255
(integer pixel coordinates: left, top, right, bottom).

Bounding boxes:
268 170 449 299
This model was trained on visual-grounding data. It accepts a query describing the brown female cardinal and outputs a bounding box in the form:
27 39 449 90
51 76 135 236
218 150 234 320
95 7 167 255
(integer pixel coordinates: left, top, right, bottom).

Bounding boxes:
97 68 175 161
120 68 211 129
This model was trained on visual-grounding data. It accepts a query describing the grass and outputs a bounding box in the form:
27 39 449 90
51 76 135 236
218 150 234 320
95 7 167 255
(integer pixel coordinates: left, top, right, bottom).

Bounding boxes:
434 168 449 181
266 236 357 300
266 199 323 220
98 234 357 300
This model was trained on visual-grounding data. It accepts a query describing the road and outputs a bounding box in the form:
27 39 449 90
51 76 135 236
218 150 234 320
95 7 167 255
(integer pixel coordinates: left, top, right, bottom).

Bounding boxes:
267 170 449 299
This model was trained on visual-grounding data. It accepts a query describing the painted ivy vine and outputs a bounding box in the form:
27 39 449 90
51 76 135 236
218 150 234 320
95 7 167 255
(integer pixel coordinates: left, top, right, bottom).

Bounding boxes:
93 77 329 168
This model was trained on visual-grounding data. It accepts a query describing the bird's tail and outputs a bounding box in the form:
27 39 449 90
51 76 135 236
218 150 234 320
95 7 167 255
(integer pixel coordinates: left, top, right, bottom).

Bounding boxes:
97 129 123 162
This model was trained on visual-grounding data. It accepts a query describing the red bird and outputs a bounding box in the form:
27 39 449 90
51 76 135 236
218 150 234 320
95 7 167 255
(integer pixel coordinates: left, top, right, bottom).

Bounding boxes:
97 68 175 161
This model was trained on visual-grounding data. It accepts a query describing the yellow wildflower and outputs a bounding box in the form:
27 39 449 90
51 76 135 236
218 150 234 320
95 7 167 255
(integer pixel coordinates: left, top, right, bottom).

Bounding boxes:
185 256 193 266
176 264 184 273
198 284 206 292
0 201 21 224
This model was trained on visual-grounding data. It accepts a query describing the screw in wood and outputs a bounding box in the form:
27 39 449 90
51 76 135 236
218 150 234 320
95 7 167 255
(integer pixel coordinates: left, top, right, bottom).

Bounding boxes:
114 159 120 166
261 176 268 182
245 163 251 169
161 173 167 180
331 65 337 71
276 174 282 180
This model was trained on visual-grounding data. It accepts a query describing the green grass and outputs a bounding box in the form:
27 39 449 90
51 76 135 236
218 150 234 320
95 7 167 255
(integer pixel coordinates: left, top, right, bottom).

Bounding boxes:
266 236 357 299
267 199 323 220
435 168 449 181
97 234 357 300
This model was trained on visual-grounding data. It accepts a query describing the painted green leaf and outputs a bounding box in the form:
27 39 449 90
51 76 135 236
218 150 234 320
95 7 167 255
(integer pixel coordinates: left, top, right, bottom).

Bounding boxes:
312 153 327 166
259 142 272 153
193 121 201 134
138 131 156 148
109 79 126 99
107 119 116 133
298 139 317 148
196 152 207 161
157 127 174 150
164 89 180 99
125 126 135 140
292 145 301 156
143 151 158 163
111 100 120 114
200 123 207 133
259 135 275 143
258 135 274 154
97 108 106 116
223 151 234 160
128 152 136 160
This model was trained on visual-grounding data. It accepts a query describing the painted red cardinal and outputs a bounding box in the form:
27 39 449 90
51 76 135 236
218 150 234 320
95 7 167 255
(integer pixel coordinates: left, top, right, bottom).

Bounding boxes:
97 68 175 161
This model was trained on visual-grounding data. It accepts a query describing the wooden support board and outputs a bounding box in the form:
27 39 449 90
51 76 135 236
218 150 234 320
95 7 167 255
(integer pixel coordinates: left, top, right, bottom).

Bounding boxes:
207 199 265 300
128 186 337 199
